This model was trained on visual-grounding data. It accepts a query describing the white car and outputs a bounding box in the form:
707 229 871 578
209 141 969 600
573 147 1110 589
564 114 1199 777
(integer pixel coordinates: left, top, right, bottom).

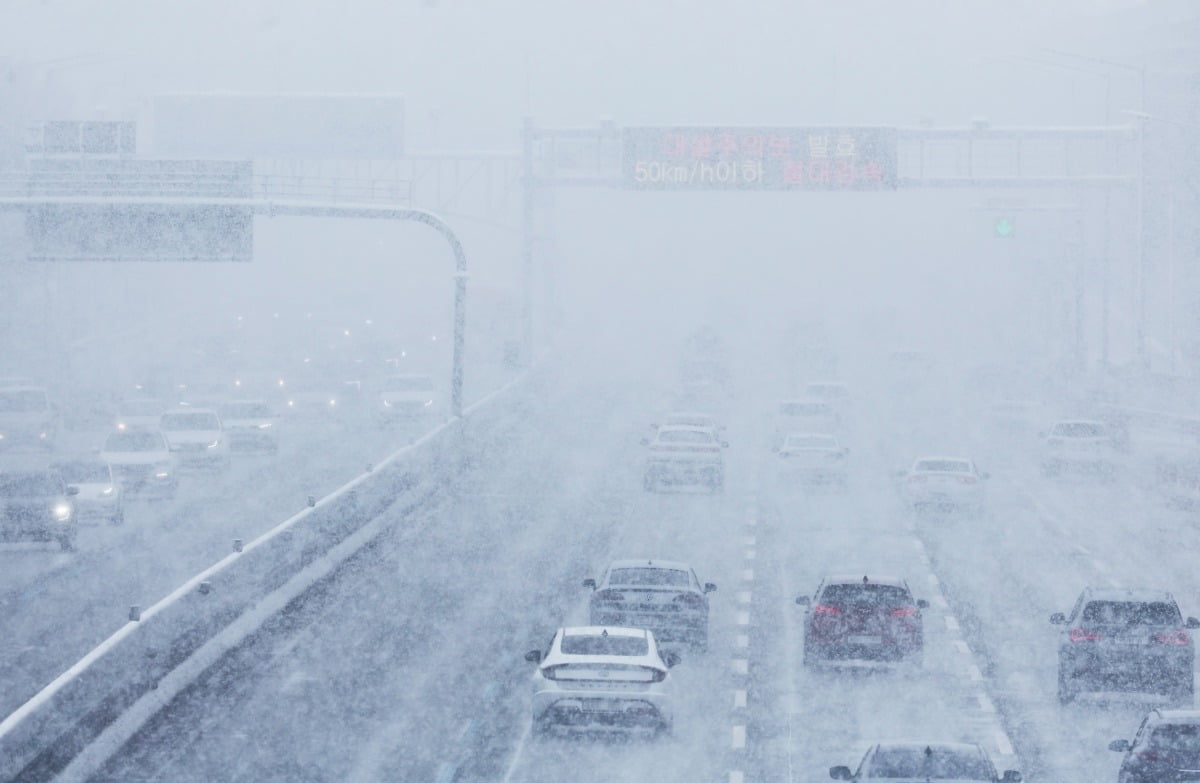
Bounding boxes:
159 408 230 469
218 400 279 453
524 626 680 737
657 411 723 432
802 382 851 413
902 457 988 513
1041 419 1117 477
0 385 59 450
115 398 167 432
52 458 123 525
776 433 849 486
99 429 177 500
379 374 439 419
773 399 839 447
642 425 727 493
585 559 717 649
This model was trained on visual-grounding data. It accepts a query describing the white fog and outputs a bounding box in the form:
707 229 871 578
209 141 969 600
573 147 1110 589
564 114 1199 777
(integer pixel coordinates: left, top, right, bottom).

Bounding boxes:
1 1 1199 782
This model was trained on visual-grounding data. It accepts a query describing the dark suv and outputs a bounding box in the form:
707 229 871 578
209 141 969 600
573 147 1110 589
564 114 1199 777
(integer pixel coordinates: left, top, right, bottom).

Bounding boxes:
0 468 78 550
797 575 928 665
1110 709 1200 782
1053 588 1199 704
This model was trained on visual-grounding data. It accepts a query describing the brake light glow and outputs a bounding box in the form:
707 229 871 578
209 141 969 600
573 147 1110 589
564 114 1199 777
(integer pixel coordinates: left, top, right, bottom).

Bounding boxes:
1069 627 1100 642
813 604 841 616
890 607 918 617
1154 630 1190 646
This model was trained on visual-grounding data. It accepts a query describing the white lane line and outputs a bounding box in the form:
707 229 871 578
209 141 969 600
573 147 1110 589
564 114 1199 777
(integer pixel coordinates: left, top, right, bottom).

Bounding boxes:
911 539 924 551
738 591 752 604
944 615 960 631
1094 559 1112 573
967 664 983 681
1074 544 1092 555
736 634 749 648
927 574 940 585
743 535 757 547
977 693 996 713
732 725 746 749
933 595 949 609
954 640 971 655
744 515 757 527
730 772 745 783
742 568 755 581
734 689 747 709
994 729 1015 757
732 658 748 675
745 549 757 560
736 610 750 626
499 721 531 783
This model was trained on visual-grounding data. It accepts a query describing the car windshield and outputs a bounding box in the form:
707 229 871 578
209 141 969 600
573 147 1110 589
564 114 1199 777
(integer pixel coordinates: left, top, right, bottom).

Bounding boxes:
867 747 992 779
161 413 220 431
1052 422 1106 438
1081 601 1182 625
786 435 838 448
220 403 271 419
820 583 912 608
1148 724 1200 751
0 472 61 495
560 634 649 657
608 568 690 587
53 461 110 483
383 376 434 392
664 414 712 427
779 402 829 416
657 429 714 444
104 431 165 452
0 390 49 412
914 460 972 473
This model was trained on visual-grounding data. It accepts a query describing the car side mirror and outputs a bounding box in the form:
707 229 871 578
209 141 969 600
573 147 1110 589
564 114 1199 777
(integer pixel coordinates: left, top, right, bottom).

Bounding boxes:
1001 771 1022 783
1050 612 1067 625
583 578 596 590
66 486 80 496
1188 617 1200 629
829 766 853 781
917 599 929 609
1108 739 1131 752
795 596 811 606
721 441 730 448
524 650 542 663
661 650 681 668
703 582 717 594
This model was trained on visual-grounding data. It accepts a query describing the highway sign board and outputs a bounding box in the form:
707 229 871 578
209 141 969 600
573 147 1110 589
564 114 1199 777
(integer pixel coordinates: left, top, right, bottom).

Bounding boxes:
623 126 897 190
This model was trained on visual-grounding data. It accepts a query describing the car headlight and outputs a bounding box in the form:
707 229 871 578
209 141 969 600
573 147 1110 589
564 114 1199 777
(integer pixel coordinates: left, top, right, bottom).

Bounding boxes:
328 399 337 407
101 486 114 496
424 399 434 407
257 422 272 429
207 440 220 449
287 399 295 407
154 464 172 479
52 502 72 521
382 399 392 408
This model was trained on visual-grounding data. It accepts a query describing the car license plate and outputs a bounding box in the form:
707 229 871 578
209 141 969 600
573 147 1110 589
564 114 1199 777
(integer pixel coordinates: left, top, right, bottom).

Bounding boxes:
847 635 882 645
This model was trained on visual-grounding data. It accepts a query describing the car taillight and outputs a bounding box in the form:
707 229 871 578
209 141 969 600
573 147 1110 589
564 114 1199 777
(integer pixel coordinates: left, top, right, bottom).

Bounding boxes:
1137 751 1169 762
650 669 668 683
813 604 841 616
674 593 703 607
540 665 563 681
890 607 918 617
596 590 625 602
1069 627 1100 642
1155 630 1190 646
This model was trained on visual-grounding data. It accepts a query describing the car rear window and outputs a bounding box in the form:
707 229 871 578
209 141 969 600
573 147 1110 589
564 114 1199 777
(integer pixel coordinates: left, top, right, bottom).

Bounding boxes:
608 568 690 587
785 435 838 448
1081 601 1181 625
868 747 992 779
914 460 971 473
560 634 648 657
160 413 220 430
1149 724 1200 751
819 583 912 608
657 429 713 444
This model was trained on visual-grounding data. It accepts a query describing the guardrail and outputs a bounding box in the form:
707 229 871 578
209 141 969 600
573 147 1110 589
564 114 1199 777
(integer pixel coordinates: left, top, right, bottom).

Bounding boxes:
0 370 537 782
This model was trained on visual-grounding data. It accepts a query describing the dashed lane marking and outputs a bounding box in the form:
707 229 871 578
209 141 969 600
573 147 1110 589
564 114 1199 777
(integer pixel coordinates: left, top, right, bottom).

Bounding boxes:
738 591 752 604
967 664 983 682
933 595 949 609
732 725 746 749
742 568 755 581
743 535 757 546
734 690 747 709
927 574 940 585
995 729 1015 757
736 634 749 648
977 693 997 713
745 549 756 560
944 615 960 631
732 658 748 675
954 640 971 655
730 772 745 783
736 610 750 626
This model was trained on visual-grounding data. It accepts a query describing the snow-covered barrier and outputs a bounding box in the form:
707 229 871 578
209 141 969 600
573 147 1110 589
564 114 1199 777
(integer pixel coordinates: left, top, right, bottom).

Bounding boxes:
0 371 536 782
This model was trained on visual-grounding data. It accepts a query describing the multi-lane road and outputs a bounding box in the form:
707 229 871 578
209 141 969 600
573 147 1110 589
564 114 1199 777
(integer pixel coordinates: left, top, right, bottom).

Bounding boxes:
27 359 1192 783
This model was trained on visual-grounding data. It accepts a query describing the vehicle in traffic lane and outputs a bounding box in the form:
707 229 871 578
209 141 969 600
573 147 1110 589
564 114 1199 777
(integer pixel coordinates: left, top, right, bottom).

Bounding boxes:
829 741 1021 781
585 559 716 650
776 433 849 486
525 626 679 737
99 429 177 500
798 575 927 665
378 374 439 420
52 458 123 525
159 408 230 469
900 456 987 513
218 400 279 453
0 468 78 550
1053 588 1199 704
114 398 167 432
1041 419 1118 478
642 425 727 493
0 385 59 450
773 399 840 448
1109 709 1200 782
